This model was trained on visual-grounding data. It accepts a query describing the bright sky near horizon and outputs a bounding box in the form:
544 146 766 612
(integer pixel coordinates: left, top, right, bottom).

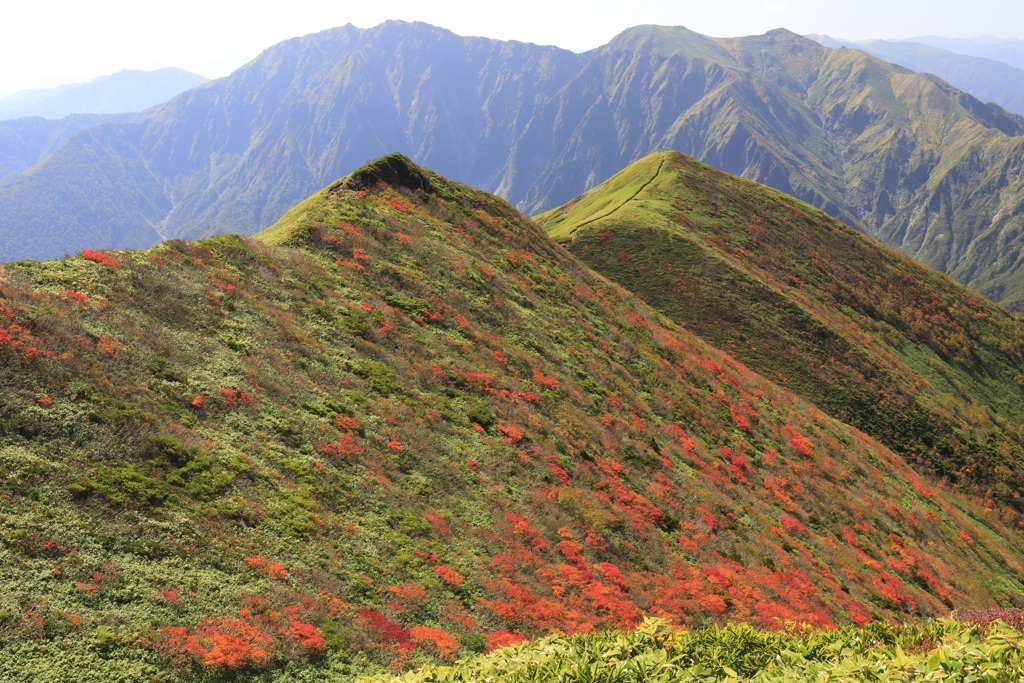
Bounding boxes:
2 0 1022 97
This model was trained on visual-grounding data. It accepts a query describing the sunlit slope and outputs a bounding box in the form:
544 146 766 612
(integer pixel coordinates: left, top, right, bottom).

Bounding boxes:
542 150 1024 514
1 154 1022 679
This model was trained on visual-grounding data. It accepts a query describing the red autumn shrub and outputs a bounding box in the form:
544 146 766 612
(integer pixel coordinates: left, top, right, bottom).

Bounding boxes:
320 434 364 456
531 368 559 389
286 621 325 650
780 515 810 536
82 249 120 267
210 277 235 291
334 415 360 431
497 424 524 443
486 630 528 652
160 617 274 669
547 457 571 485
409 626 459 659
357 608 411 648
783 425 814 458
434 564 465 586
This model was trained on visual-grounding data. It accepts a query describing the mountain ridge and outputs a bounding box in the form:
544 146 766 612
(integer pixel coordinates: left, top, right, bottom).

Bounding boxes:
3 22 1024 311
0 112 136 181
541 150 1024 512
905 35 1024 70
809 35 1024 116
0 68 208 120
2 153 1024 679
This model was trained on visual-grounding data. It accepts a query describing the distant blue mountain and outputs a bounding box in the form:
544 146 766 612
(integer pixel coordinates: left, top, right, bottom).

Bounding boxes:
0 113 135 180
0 68 207 120
905 36 1024 70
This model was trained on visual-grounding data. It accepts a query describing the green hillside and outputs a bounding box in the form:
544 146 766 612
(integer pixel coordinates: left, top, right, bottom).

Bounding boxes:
541 150 1024 514
2 154 1023 681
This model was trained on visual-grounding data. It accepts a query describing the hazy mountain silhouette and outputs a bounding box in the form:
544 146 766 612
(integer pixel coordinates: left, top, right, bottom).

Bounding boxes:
0 68 207 120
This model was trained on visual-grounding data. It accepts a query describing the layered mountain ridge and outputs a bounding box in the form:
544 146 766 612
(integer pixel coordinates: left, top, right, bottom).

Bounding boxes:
0 112 135 180
0 68 208 121
3 22 1024 312
809 34 1024 116
2 153 1023 680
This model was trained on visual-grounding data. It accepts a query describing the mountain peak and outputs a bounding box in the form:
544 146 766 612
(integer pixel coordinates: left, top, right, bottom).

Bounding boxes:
332 152 434 195
744 27 825 50
763 27 808 39
605 24 732 61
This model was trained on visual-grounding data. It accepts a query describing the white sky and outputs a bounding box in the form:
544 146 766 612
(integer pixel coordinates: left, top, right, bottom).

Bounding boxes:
2 0 1022 97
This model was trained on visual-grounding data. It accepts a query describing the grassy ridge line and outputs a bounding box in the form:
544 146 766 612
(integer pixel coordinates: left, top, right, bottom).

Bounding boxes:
540 150 1024 514
371 617 1024 682
562 157 668 241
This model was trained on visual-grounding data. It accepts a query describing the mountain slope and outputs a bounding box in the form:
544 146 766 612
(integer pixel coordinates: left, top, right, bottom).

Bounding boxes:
3 23 1024 313
0 22 584 262
810 35 1024 116
0 112 134 180
0 68 208 120
541 150 1024 513
2 154 1023 680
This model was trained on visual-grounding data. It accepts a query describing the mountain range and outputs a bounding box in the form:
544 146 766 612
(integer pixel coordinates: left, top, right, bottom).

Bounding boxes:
2 153 1023 681
809 34 1024 117
3 22 1024 315
0 68 208 120
905 35 1024 70
0 113 135 180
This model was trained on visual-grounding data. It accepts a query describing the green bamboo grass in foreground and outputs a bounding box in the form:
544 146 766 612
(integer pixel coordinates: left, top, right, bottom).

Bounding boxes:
375 618 1024 682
